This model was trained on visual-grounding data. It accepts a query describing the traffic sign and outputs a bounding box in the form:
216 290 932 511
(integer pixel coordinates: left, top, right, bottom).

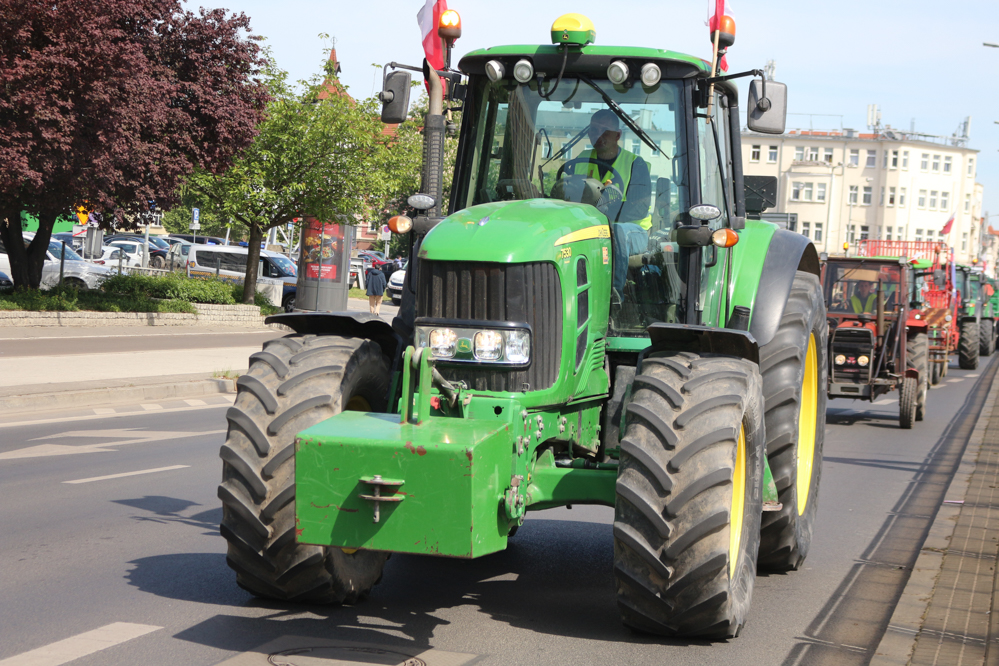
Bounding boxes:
190 207 201 230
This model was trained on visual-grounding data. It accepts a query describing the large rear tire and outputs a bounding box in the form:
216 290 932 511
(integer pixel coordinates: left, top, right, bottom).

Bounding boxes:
980 319 994 356
907 332 928 422
899 376 917 429
959 320 979 370
756 272 827 572
613 352 765 639
219 335 390 604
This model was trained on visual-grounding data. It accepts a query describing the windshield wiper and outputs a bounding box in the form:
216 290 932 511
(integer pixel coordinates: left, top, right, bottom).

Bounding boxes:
578 75 661 156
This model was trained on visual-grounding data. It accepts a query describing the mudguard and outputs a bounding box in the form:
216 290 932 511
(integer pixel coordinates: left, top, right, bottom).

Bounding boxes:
264 312 402 360
749 229 820 347
647 323 759 364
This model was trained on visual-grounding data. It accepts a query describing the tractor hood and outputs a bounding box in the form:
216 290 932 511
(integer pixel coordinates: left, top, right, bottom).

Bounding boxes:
418 199 608 264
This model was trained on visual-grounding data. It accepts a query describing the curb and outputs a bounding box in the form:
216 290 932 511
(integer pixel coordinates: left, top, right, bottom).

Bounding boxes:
0 377 237 414
870 362 999 665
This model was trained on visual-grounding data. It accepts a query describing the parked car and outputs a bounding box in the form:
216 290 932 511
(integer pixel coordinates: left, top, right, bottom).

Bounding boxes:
52 231 85 251
387 261 407 305
106 240 153 268
187 244 296 310
0 271 12 288
0 233 112 289
104 235 169 268
169 233 227 245
166 240 193 271
93 245 135 268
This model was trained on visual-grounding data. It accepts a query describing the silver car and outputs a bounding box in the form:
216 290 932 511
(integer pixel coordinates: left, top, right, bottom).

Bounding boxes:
0 232 113 289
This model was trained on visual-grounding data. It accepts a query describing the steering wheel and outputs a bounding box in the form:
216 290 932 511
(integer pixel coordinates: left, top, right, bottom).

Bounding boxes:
555 157 626 192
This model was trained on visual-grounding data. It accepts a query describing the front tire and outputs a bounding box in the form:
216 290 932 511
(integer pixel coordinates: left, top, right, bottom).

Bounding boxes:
614 352 765 639
756 272 827 571
959 320 979 369
980 319 994 356
899 376 917 429
907 332 928 421
218 335 390 604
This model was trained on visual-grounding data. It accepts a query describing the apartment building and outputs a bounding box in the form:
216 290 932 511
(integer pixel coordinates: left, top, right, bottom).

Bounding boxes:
742 128 985 266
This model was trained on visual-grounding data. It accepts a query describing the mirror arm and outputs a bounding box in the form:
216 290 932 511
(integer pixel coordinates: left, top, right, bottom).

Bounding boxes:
703 68 770 110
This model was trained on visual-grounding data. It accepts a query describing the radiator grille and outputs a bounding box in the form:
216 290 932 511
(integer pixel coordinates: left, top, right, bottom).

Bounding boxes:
416 261 563 391
831 328 875 383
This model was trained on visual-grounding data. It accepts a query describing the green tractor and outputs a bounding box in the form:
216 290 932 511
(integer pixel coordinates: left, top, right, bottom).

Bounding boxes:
218 13 826 639
956 264 982 369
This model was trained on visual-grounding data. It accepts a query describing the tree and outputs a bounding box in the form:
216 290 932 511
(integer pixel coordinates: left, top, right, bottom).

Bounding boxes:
0 0 268 288
187 57 384 303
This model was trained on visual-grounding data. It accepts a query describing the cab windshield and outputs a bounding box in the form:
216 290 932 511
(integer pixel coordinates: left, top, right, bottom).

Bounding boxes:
824 263 902 314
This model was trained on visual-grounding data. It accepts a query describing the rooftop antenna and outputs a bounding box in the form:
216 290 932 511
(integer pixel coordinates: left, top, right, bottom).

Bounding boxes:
866 104 882 133
764 59 776 81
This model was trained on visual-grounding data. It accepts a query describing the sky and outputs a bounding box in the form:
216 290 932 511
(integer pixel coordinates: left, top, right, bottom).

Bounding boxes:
195 0 999 215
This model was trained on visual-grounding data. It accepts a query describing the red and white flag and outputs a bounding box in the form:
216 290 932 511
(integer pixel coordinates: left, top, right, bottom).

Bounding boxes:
708 0 734 72
417 0 447 73
941 212 955 236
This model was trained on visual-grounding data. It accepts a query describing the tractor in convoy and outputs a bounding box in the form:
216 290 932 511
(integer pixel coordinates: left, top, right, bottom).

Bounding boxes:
954 263 985 368
981 272 998 356
218 12 827 638
821 256 926 428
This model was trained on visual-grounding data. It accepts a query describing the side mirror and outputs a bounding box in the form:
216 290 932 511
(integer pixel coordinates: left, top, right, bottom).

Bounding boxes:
379 70 412 124
747 79 787 134
933 269 946 284
744 175 777 215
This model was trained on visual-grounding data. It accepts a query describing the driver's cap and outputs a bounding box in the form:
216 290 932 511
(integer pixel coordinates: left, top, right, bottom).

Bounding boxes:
589 109 620 132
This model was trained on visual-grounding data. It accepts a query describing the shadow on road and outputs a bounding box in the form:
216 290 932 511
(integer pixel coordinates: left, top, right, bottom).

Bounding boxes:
112 495 221 535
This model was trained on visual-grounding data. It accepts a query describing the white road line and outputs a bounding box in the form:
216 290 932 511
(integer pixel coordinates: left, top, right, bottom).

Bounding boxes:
946 378 964 383
184 398 206 406
93 408 115 415
140 404 162 411
0 622 160 666
0 399 233 430
0 330 274 341
1 430 227 460
873 398 895 405
64 465 189 484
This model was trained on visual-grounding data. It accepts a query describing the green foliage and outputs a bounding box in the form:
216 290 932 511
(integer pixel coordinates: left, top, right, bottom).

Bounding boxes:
0 285 196 313
232 283 283 315
101 273 236 304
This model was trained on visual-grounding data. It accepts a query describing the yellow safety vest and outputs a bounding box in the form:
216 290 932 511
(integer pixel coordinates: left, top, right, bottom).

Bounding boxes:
851 293 877 314
574 149 652 230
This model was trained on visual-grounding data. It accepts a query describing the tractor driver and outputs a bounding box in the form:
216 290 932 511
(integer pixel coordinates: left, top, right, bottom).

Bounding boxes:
851 281 878 314
576 109 652 228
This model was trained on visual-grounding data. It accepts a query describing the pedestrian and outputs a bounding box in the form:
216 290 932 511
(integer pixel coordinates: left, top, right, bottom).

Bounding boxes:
366 264 387 315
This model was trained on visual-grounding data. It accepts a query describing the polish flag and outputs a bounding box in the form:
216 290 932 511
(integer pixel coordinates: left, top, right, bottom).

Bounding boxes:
708 0 733 72
417 0 447 74
941 213 955 236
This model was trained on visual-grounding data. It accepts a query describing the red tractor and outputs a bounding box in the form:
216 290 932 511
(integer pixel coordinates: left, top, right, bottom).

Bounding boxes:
858 240 958 384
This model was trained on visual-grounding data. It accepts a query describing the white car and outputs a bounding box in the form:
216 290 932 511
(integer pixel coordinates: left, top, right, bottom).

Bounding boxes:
0 232 112 289
106 240 147 267
91 246 133 269
387 261 407 305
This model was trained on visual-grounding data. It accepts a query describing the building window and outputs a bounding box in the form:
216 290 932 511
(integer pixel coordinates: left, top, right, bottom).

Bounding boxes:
791 182 803 201
915 228 924 241
807 146 819 161
918 189 927 208
848 225 856 243
899 187 907 207
891 150 899 168
860 225 870 240
962 233 968 252
824 147 834 164
965 193 972 213
888 186 896 206
750 145 761 162
768 145 778 163
902 150 909 169
886 226 893 240
929 190 938 210
795 146 805 161
801 221 811 238
883 149 889 169
941 191 949 210
880 186 885 206
944 155 952 173
849 185 859 205
862 186 872 205
803 182 813 201
814 223 823 242
866 150 877 168
921 153 929 171
631 139 641 156
817 182 827 202
968 157 975 177
898 226 905 239
849 149 859 167
932 154 940 172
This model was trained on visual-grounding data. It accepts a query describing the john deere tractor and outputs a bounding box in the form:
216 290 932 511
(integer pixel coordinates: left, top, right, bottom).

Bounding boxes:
218 13 826 639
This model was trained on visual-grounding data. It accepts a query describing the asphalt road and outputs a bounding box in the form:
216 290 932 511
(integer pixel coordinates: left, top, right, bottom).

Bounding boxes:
0 355 994 666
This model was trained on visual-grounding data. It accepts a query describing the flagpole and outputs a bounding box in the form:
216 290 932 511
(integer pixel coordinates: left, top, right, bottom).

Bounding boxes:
707 27 721 119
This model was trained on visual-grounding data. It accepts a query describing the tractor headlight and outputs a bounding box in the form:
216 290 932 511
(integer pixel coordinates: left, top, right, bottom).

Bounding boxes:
834 354 847 365
428 328 457 358
857 355 870 367
415 321 531 366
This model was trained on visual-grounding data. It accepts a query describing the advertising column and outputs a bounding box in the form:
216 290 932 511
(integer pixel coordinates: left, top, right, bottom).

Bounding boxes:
295 218 352 312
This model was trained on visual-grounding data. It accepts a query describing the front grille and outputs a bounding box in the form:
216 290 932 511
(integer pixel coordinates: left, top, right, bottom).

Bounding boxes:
416 260 562 392
831 328 874 383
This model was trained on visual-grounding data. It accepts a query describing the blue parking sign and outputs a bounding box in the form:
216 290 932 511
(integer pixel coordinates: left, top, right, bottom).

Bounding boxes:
192 208 200 223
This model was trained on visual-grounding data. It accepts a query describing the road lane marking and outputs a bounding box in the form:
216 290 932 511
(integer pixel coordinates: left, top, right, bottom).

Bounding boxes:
64 465 189 484
873 398 895 405
184 399 206 406
0 622 160 666
93 408 115 415
140 404 162 411
946 378 964 383
0 429 227 460
0 400 233 430
0 330 275 341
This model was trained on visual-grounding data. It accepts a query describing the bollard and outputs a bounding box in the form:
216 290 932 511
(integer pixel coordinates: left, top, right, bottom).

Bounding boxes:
216 255 221 278
118 251 123 275
59 241 66 286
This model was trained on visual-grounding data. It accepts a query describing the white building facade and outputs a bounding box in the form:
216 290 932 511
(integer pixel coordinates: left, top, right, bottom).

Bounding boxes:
742 129 985 268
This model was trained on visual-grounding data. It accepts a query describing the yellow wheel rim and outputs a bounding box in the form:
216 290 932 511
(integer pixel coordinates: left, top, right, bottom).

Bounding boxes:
796 333 818 516
729 424 747 578
344 395 371 412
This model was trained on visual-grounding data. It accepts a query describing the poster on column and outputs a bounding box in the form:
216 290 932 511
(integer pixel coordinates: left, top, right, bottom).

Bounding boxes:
302 219 344 281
